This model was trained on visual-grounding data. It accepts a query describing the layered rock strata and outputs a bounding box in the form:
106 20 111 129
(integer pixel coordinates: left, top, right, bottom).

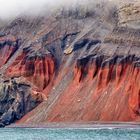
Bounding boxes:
6 48 55 90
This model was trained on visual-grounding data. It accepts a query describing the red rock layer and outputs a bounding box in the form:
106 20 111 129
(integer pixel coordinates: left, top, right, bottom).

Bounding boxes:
6 48 55 91
45 55 140 122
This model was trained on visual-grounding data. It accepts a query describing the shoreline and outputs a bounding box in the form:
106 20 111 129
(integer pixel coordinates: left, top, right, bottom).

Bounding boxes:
6 122 140 129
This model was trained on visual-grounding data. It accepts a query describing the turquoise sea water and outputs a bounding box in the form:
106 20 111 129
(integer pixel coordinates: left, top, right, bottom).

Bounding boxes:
0 128 140 140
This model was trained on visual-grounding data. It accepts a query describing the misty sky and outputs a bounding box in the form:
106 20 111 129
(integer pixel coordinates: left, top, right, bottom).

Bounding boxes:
0 0 53 19
0 0 83 19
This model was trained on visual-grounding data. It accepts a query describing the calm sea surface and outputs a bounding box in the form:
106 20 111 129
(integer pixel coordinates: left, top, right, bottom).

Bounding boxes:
0 128 140 140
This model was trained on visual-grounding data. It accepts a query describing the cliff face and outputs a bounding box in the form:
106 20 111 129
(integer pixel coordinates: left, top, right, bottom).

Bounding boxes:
47 55 140 122
0 1 140 126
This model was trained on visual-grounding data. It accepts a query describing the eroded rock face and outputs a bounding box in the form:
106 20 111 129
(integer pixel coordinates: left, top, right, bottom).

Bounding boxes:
0 79 43 127
36 55 139 122
6 48 55 90
75 55 140 119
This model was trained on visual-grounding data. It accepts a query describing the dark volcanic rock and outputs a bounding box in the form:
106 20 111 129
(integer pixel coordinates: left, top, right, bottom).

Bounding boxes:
0 79 43 127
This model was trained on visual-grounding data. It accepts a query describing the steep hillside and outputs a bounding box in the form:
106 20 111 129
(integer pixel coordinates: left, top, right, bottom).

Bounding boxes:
0 1 140 127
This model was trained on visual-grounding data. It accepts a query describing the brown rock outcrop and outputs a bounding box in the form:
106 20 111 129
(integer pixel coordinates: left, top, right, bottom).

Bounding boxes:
118 2 140 28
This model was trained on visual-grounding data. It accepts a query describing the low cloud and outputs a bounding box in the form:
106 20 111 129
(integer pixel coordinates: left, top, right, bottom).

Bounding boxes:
0 0 122 20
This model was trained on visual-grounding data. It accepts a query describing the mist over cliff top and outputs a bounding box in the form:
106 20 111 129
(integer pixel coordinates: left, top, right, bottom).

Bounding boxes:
0 0 123 20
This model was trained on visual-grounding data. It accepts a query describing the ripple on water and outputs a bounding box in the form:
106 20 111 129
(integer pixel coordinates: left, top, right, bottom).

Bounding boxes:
0 128 140 140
